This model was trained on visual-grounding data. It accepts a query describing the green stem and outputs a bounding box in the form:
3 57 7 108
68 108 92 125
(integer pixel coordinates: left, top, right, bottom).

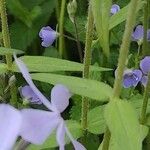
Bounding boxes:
56 0 60 22
0 0 17 107
142 0 149 56
140 73 150 124
102 0 139 149
59 0 66 58
81 3 94 131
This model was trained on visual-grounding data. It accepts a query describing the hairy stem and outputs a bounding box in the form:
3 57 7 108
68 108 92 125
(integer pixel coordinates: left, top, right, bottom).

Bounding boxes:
59 0 66 58
140 73 150 124
81 3 94 131
102 0 139 149
0 0 17 107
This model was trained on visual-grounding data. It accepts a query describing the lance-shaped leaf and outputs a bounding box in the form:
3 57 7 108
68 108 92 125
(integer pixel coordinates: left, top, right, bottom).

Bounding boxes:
31 73 113 101
0 47 24 55
104 100 142 150
12 56 111 72
91 0 112 57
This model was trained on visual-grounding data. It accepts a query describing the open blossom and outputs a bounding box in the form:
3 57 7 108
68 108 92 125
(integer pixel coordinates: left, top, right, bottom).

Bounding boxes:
140 56 150 86
122 69 142 88
39 26 58 47
20 85 42 104
110 4 120 15
131 25 150 42
0 55 86 150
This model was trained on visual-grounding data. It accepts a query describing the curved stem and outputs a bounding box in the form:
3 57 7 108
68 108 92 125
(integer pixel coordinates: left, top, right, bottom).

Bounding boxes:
81 3 94 131
59 0 66 58
102 0 139 149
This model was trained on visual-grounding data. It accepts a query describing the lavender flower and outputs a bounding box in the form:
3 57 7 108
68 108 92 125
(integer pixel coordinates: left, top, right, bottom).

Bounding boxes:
132 25 150 42
20 85 42 104
140 56 150 74
141 76 148 87
0 104 22 149
110 4 120 15
14 54 86 150
39 26 58 47
122 69 142 88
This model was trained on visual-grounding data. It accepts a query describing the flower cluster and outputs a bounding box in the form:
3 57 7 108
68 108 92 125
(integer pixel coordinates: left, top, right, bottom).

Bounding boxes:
0 55 86 150
122 56 150 88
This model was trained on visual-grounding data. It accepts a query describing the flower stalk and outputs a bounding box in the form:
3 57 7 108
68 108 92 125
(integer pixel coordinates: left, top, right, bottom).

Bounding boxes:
102 0 139 149
140 72 150 124
59 0 66 58
0 0 17 107
81 3 94 131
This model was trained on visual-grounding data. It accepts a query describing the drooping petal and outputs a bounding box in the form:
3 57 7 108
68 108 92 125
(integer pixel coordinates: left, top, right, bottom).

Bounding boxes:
14 55 55 111
132 25 144 41
39 26 57 47
20 109 61 144
56 120 65 150
64 124 86 150
110 4 120 15
0 104 22 150
132 69 142 86
141 76 148 87
51 84 72 113
140 56 150 74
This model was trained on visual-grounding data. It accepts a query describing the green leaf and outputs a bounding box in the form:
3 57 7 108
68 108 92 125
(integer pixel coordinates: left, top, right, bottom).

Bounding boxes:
87 105 106 134
31 73 112 101
0 63 7 74
0 47 24 55
12 56 112 72
91 0 112 57
27 120 83 149
105 100 142 150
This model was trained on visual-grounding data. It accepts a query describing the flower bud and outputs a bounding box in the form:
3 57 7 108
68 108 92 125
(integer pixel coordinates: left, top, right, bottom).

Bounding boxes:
67 0 77 23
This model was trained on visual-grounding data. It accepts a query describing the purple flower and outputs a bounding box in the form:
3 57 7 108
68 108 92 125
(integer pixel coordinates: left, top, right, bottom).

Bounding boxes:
122 69 142 88
110 4 120 15
39 26 58 47
140 56 150 74
0 55 86 149
20 85 42 104
0 104 22 149
132 25 150 42
141 75 148 87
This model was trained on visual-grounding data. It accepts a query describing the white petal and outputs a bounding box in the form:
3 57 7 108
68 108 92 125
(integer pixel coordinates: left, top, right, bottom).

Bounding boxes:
20 109 61 144
56 120 65 150
14 55 55 111
0 104 22 150
51 84 72 112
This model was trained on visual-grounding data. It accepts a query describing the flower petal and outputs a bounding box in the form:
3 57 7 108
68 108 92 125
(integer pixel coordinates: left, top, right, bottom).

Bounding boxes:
141 76 148 87
140 56 150 74
110 4 120 15
132 25 144 41
0 104 22 150
64 124 86 150
14 55 55 111
51 84 72 113
20 109 61 144
20 85 34 99
39 26 57 47
56 120 65 150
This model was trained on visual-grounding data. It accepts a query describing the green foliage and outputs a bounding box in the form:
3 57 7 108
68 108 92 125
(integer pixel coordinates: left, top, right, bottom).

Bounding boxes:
91 0 112 57
12 56 112 72
104 100 142 150
28 120 83 149
0 47 24 55
31 73 113 101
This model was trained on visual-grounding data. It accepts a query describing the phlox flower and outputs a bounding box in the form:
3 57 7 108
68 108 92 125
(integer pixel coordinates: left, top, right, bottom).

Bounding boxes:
0 55 86 150
131 25 150 42
140 56 150 86
39 26 58 47
122 69 142 88
110 4 120 15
